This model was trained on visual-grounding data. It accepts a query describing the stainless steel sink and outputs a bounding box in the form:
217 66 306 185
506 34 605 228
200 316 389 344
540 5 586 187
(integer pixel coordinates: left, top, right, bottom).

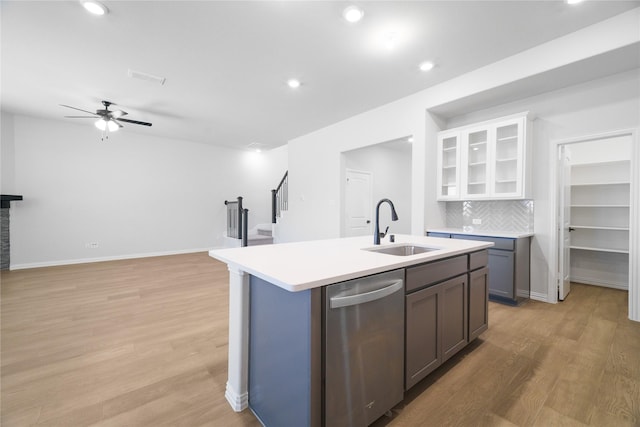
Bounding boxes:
363 244 440 256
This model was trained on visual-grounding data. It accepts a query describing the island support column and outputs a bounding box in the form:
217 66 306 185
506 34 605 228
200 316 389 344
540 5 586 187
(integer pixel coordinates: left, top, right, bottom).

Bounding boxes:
225 266 250 411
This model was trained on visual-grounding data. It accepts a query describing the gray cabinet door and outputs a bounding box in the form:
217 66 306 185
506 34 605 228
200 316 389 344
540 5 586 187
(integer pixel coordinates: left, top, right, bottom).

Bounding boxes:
469 267 489 341
405 274 469 389
488 249 515 299
441 275 468 362
405 285 441 390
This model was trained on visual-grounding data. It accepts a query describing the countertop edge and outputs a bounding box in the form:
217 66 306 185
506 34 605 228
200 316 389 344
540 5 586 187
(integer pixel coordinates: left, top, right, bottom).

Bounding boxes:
427 228 534 239
210 236 493 292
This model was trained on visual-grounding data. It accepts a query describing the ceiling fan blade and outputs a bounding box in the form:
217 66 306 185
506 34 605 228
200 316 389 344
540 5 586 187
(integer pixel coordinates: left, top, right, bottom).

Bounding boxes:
64 115 98 118
117 118 152 127
60 104 97 115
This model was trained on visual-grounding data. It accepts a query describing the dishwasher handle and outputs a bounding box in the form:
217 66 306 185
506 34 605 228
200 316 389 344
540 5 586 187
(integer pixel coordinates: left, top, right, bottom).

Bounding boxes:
330 280 403 309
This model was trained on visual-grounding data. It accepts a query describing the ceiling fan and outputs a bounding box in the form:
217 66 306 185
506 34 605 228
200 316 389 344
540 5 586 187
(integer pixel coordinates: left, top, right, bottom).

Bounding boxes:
60 100 152 133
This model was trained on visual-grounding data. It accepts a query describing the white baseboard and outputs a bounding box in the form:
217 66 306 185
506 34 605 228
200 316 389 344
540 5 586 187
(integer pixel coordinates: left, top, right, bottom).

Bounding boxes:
529 291 550 302
225 381 248 412
9 247 213 270
571 277 629 291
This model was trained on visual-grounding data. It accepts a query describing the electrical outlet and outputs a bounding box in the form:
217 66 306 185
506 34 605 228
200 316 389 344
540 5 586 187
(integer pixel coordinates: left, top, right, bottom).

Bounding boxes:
472 218 482 225
86 242 99 249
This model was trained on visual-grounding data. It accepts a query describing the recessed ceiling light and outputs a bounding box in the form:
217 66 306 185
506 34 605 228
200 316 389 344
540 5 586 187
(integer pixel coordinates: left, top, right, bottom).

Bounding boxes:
81 1 108 15
287 79 301 89
566 0 584 4
419 61 435 72
343 6 364 23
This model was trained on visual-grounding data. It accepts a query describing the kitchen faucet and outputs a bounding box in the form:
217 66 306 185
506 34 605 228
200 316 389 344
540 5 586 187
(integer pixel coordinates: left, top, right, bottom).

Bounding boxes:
374 198 398 245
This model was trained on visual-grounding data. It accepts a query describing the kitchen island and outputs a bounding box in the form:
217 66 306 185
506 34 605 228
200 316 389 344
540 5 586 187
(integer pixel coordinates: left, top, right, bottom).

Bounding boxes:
209 234 493 426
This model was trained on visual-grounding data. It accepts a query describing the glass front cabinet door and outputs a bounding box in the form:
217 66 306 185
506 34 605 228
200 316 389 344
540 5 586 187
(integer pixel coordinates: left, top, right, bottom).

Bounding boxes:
491 118 526 198
437 131 460 200
463 127 490 198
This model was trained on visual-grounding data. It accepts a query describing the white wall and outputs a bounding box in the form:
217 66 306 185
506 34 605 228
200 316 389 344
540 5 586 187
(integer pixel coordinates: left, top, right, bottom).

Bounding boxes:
279 97 429 244
1 114 287 268
1 113 17 192
343 141 412 235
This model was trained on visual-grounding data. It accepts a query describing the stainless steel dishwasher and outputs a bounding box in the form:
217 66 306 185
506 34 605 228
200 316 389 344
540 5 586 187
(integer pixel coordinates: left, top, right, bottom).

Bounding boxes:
324 269 404 427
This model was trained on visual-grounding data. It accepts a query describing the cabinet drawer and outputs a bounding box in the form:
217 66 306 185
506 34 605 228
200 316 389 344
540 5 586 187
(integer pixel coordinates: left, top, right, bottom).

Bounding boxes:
470 250 488 270
406 255 467 293
426 232 451 238
451 234 515 251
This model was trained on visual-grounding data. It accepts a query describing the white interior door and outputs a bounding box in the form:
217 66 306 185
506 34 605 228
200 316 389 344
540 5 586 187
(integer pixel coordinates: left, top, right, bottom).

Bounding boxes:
558 145 572 300
344 169 372 237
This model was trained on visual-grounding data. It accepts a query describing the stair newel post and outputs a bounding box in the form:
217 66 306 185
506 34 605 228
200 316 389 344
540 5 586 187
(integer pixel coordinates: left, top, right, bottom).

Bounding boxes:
237 196 243 241
241 208 248 247
271 189 277 224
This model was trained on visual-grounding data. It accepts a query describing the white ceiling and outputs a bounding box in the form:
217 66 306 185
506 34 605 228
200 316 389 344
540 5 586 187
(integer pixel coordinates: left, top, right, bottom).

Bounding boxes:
2 1 639 150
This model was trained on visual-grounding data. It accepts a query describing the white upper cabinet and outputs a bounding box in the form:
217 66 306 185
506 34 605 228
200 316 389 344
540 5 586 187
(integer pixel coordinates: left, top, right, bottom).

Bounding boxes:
436 112 531 201
436 131 461 200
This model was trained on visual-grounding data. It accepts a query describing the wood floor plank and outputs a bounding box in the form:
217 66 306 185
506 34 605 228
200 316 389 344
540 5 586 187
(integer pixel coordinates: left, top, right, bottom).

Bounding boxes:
2 256 639 427
593 372 640 425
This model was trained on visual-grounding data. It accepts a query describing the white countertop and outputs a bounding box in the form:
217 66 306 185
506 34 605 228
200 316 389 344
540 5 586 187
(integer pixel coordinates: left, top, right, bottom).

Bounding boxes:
427 228 534 239
209 234 493 292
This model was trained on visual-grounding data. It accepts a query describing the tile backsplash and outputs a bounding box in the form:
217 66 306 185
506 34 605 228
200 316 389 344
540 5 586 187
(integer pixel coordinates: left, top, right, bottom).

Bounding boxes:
445 200 534 232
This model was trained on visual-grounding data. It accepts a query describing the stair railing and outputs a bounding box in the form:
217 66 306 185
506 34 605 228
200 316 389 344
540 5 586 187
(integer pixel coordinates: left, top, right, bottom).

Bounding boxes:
271 171 288 223
225 197 249 247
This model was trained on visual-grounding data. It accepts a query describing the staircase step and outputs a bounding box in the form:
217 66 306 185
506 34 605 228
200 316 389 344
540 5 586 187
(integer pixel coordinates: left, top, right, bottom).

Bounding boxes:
256 223 273 237
248 234 273 246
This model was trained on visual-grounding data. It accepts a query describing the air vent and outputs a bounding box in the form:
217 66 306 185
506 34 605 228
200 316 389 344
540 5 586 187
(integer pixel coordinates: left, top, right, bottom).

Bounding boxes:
127 69 166 85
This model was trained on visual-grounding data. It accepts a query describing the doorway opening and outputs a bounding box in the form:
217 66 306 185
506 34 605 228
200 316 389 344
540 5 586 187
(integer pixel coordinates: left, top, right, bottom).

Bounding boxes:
341 136 412 238
552 129 637 321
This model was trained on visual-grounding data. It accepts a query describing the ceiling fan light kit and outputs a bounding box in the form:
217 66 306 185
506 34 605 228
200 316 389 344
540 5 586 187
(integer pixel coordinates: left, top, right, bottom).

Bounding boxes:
94 118 119 132
61 100 152 140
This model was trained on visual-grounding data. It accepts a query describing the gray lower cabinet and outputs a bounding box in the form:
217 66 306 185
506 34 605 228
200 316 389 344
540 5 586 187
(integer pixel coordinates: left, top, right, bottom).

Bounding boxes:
469 266 489 341
405 253 483 390
441 275 468 362
430 233 530 305
487 249 514 300
406 284 441 388
406 275 468 390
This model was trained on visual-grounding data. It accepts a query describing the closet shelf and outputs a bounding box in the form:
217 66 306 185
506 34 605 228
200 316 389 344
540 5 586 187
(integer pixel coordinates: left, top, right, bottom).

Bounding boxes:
569 225 629 231
571 204 630 208
570 246 629 254
571 181 630 187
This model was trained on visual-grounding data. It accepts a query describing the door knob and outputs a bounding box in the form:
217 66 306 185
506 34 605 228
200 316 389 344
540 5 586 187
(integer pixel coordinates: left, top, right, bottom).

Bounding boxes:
568 227 575 232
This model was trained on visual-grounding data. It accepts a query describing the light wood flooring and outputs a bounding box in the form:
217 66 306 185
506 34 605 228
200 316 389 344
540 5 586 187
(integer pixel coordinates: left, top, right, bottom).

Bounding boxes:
1 253 638 426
